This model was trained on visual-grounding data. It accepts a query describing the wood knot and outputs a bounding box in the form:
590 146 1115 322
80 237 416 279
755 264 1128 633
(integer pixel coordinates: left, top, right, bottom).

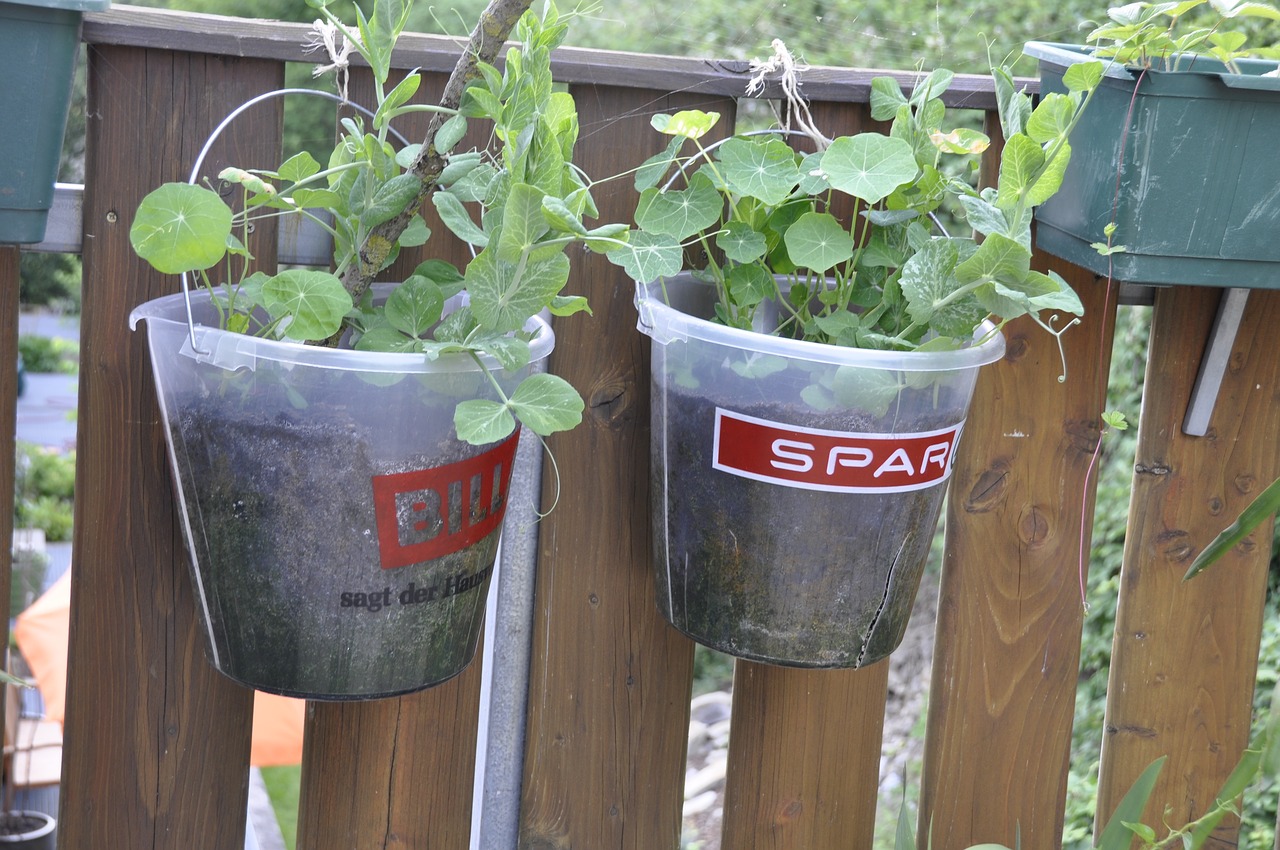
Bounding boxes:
1064 418 1101 454
588 382 632 425
775 799 804 823
1233 473 1257 496
1017 505 1050 547
964 460 1010 513
1154 529 1193 563
1004 334 1029 362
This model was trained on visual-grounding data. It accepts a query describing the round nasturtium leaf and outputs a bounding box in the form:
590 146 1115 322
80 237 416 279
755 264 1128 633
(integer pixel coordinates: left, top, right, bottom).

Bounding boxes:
130 183 233 275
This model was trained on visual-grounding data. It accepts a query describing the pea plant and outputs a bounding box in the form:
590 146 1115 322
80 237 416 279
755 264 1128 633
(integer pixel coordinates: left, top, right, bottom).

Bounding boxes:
129 0 628 445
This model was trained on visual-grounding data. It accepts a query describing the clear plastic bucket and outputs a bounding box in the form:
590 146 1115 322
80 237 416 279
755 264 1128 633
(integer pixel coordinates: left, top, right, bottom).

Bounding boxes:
130 285 551 699
636 274 1004 668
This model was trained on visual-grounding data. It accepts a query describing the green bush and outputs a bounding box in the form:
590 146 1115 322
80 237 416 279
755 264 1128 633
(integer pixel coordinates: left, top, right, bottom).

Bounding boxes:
17 335 78 374
13 443 75 542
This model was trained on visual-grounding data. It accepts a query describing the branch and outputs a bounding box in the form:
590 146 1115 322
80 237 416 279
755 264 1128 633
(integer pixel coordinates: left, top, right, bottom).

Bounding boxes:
338 0 534 307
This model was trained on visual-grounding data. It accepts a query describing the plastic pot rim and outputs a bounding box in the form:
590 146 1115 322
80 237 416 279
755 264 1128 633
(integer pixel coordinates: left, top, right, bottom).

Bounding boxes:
635 273 1006 372
129 285 554 376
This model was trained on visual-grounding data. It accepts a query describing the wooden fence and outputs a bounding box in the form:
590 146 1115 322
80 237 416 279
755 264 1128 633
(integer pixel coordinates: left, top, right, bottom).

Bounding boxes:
1 6 1278 849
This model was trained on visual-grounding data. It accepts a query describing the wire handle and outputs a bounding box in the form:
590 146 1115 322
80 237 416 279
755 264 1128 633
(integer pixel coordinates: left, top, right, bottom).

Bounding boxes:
180 88 410 354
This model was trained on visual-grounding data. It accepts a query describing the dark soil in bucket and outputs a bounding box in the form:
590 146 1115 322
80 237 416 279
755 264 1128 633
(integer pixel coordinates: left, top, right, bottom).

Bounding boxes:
653 384 963 669
0 811 55 845
165 388 509 700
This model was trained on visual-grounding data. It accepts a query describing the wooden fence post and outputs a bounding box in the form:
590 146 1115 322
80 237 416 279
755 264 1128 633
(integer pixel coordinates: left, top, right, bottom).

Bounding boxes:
59 46 281 849
1097 286 1280 847
920 261 1119 849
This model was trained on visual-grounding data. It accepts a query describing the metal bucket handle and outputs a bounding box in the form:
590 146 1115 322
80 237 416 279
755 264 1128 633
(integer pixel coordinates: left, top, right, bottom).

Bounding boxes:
180 88 411 355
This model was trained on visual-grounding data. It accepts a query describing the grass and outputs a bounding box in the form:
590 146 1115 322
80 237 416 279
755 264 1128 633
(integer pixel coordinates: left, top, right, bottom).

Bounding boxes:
259 766 300 849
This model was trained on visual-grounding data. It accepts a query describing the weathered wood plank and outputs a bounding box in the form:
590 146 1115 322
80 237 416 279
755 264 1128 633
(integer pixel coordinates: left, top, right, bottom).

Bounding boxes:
919 257 1119 849
59 45 282 849
82 5 1025 108
297 657 485 849
517 85 722 850
722 662 889 850
1096 287 1280 848
292 67 484 850
0 247 18 746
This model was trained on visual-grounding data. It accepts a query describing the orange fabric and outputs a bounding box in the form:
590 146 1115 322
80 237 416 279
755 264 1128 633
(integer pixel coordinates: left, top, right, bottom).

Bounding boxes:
13 572 305 766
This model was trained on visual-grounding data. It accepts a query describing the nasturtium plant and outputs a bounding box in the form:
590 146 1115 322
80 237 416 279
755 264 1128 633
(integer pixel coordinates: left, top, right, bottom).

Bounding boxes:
606 54 1103 357
129 0 627 445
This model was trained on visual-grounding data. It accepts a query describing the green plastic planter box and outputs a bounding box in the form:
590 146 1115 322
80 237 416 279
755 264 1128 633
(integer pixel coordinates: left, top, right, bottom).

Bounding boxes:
0 0 110 245
1027 41 1280 289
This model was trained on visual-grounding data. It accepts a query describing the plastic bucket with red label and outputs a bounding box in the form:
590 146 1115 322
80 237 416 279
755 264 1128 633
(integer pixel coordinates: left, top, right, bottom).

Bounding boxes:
636 274 1004 668
130 286 548 699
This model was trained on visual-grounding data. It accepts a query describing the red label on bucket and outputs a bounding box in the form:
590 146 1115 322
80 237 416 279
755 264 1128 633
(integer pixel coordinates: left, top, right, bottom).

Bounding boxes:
371 431 521 569
712 408 963 493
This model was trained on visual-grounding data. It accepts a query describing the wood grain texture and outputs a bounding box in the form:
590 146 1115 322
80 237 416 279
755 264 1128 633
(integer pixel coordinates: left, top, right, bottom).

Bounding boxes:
517 85 729 850
1 248 18 745
83 5 1029 108
721 661 889 850
1096 287 1280 848
297 657 485 849
58 46 282 849
294 67 485 850
919 256 1119 849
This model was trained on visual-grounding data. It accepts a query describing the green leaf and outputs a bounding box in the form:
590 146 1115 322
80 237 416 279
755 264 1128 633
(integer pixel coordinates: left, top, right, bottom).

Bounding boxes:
1102 410 1129 430
478 334 532 371
822 135 919 204
634 136 685 191
651 110 720 139
718 137 803 206
608 231 684 283
468 248 570 333
434 113 468 154
549 294 591 317
1063 60 1104 92
508 372 585 436
959 194 1010 239
1185 475 1280 579
725 264 775 307
955 232 1033 286
362 172 422 228
870 76 908 121
995 134 1046 210
719 220 768 263
384 276 445 338
498 183 551 262
262 270 353 341
355 324 419 352
278 151 321 183
455 399 517 445
130 183 233 274
797 151 829 195
1028 142 1072 207
899 238 986 339
783 212 854 273
290 188 342 210
993 65 1031 139
434 191 489 246
1026 93 1077 144
374 72 422 131
635 171 722 240
832 366 903 417
1097 757 1165 850
398 215 431 248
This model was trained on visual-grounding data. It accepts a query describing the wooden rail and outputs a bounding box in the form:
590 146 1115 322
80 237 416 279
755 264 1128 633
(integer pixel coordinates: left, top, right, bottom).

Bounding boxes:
0 6 1275 849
